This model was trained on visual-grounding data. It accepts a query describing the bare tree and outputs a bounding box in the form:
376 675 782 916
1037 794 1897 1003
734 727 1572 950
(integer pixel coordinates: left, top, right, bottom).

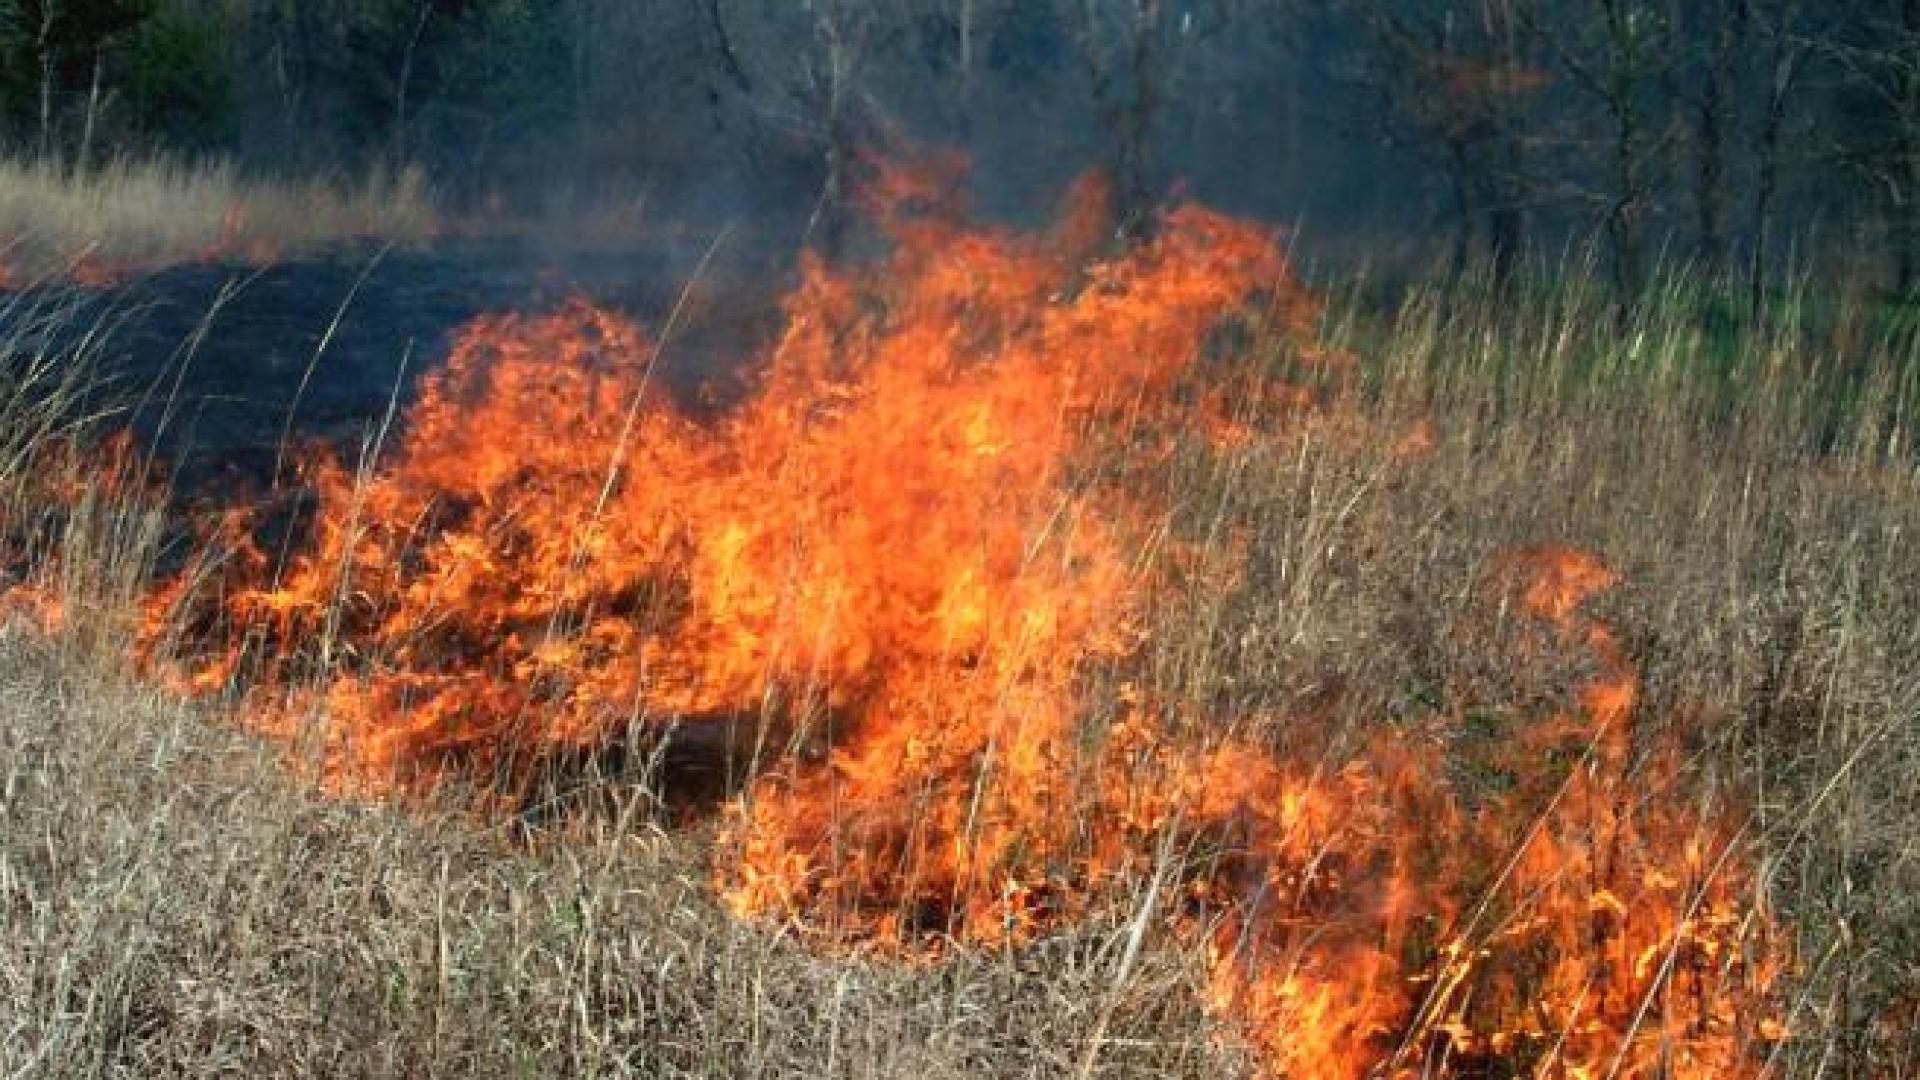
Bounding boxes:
1825 0 1920 294
390 0 431 168
7 0 154 167
1063 0 1247 235
1529 0 1684 298
1070 0 1168 232
806 0 873 247
1310 0 1548 281
702 0 908 250
35 0 55 158
1688 0 1752 267
1747 1 1813 315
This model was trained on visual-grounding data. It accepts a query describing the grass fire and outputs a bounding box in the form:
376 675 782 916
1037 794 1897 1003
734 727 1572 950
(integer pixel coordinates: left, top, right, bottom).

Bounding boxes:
1 5 1917 1076
1 161 1824 1078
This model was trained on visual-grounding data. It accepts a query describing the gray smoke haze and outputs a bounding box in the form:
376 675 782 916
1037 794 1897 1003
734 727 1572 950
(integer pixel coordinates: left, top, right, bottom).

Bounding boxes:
1 1 1909 290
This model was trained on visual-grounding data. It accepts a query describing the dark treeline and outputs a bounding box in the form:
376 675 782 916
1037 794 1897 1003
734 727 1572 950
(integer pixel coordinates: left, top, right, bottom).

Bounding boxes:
1 0 1916 296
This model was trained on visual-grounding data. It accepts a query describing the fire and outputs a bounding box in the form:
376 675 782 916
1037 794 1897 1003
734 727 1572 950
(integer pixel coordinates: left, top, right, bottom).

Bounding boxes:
156 161 1304 795
1 430 154 637
197 203 281 266
98 161 1789 1076
1190 548 1785 1079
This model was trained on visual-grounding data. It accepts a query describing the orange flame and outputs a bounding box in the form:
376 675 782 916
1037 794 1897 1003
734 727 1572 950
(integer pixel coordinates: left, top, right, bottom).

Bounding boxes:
197 203 281 266
107 162 1790 1077
159 166 1303 794
1193 549 1785 1079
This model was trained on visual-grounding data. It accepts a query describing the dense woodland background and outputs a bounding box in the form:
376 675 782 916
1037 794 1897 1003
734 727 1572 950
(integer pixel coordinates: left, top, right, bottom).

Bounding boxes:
3 0 1919 294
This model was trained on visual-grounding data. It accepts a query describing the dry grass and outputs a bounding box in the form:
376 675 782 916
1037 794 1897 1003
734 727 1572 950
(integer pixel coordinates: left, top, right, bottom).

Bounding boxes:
1154 272 1920 1076
0 636 1230 1079
0 265 1916 1077
0 157 435 283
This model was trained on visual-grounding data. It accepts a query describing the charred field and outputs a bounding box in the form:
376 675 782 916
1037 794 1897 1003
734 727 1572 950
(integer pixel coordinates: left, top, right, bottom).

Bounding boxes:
0 176 1916 1080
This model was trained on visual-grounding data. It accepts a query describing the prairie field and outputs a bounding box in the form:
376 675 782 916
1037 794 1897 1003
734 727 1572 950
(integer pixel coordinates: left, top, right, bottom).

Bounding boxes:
0 180 1914 1079
0 157 435 285
6 0 1920 1073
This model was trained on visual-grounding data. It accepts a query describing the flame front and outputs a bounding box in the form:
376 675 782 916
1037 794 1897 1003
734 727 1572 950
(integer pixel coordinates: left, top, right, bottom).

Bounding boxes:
1190 547 1786 1079
166 169 1297 786
128 167 1789 1078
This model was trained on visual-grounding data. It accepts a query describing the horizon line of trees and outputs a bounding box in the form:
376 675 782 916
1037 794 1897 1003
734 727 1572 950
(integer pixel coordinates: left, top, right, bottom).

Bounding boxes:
2 0 1918 302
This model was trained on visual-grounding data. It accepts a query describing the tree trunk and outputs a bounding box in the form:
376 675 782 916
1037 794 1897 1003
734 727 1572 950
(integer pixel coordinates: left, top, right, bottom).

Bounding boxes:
1604 86 1647 300
1602 5 1647 299
77 46 103 173
36 2 58 161
1489 194 1523 286
1075 0 1170 238
1114 0 1163 235
1749 8 1800 321
804 0 860 256
955 0 975 136
1489 0 1531 288
1696 0 1750 267
267 8 301 163
1896 0 1920 296
567 0 592 169
1749 130 1778 320
1444 141 1477 278
392 0 432 171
